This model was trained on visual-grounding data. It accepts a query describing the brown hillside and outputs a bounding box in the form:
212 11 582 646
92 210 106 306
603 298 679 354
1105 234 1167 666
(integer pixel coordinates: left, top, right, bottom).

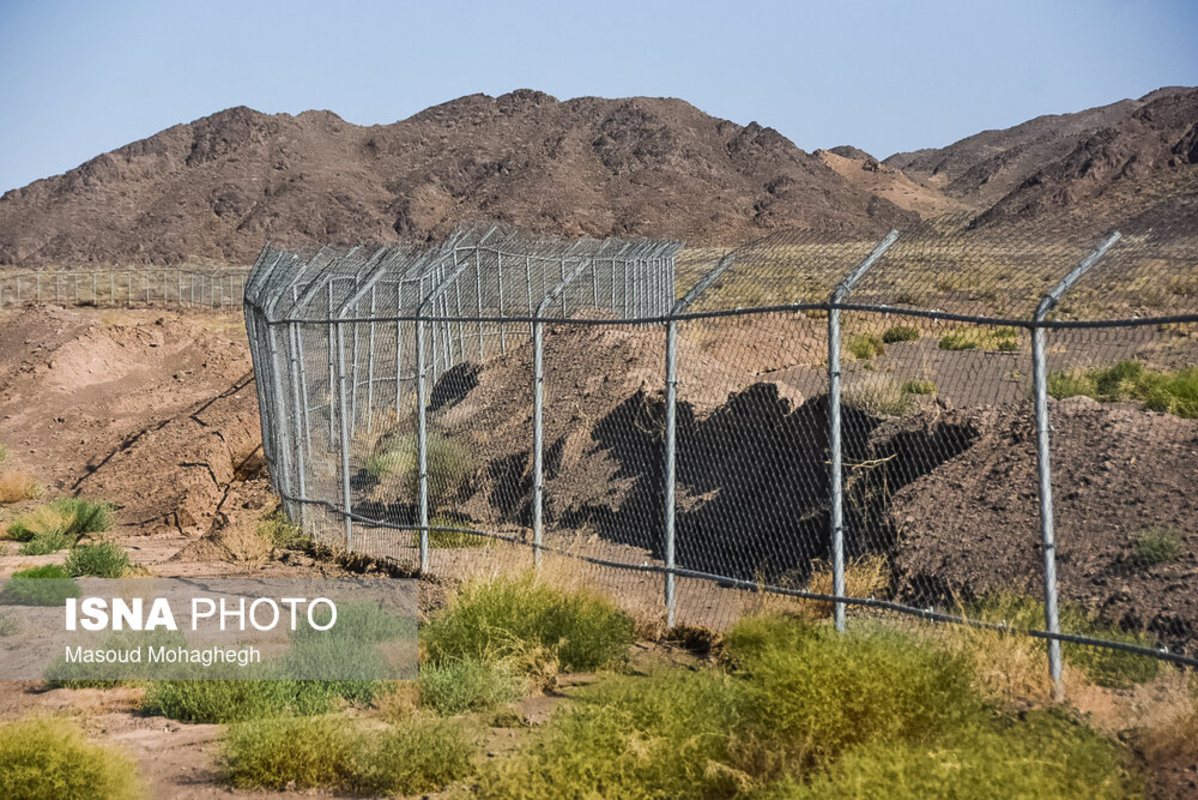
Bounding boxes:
814 148 968 217
969 88 1198 231
0 91 915 266
884 86 1195 208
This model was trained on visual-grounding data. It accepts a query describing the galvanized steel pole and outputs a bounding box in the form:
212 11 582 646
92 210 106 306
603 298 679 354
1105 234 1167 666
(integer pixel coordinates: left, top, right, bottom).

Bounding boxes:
828 231 899 632
1033 230 1121 699
416 316 430 573
335 321 354 552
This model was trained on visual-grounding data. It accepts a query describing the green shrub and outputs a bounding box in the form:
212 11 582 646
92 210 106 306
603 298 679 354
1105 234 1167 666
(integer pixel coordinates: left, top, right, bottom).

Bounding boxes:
1133 526 1185 566
471 669 745 800
847 334 885 360
44 629 187 688
421 574 634 672
143 680 298 723
0 612 17 637
939 326 1020 352
222 715 352 789
0 443 6 463
422 515 488 548
1048 361 1198 419
222 714 474 794
3 565 81 605
348 715 475 795
17 530 72 555
293 600 413 646
366 430 474 509
726 618 986 773
64 540 130 578
258 510 310 550
419 658 525 715
0 717 145 800
965 594 1161 689
900 379 936 395
473 615 1134 800
766 710 1140 800
882 325 920 344
6 497 113 543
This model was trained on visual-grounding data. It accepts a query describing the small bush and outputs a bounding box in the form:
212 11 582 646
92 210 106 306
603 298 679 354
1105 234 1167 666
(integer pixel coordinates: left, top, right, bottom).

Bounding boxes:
470 669 745 800
366 430 474 509
6 497 113 543
1048 361 1198 419
0 717 145 800
939 326 1020 352
847 334 885 360
0 612 17 637
844 379 914 416
65 540 131 578
900 379 936 395
222 714 474 794
349 715 475 795
17 530 72 555
257 510 310 550
1133 526 1185 567
3 565 81 605
142 679 349 723
222 715 352 789
294 600 412 646
882 325 920 343
769 710 1140 800
422 515 488 548
726 618 986 773
419 658 525 715
0 443 6 463
421 574 634 672
0 471 40 505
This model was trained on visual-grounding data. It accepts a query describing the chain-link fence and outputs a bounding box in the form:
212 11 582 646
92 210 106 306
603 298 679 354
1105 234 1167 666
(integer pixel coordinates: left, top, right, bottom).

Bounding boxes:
0 266 249 308
245 219 1198 694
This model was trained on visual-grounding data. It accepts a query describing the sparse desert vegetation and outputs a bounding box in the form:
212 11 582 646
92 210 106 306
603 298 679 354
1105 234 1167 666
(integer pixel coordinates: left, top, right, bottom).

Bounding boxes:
1049 360 1198 418
0 717 145 800
939 325 1021 352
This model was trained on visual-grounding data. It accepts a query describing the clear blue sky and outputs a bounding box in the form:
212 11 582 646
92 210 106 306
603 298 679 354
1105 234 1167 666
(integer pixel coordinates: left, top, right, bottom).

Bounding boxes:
1 0 1195 194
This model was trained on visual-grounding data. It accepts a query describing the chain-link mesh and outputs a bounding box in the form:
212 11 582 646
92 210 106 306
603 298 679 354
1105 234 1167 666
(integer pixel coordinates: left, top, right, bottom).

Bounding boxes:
245 218 1198 687
0 266 249 308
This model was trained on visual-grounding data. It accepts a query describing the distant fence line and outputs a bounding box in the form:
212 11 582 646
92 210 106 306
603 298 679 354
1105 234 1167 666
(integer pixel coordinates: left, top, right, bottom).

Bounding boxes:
244 218 1197 696
0 266 250 308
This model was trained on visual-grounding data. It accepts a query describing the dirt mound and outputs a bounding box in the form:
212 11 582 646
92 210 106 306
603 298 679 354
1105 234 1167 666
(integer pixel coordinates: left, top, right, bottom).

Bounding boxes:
379 322 979 583
889 399 1198 651
0 92 915 266
0 305 267 534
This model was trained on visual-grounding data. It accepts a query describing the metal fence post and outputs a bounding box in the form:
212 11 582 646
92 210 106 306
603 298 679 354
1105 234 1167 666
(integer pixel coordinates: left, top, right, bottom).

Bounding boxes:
287 322 309 529
663 318 679 626
532 317 545 566
416 316 430 573
1033 230 1121 699
335 321 354 552
827 231 899 632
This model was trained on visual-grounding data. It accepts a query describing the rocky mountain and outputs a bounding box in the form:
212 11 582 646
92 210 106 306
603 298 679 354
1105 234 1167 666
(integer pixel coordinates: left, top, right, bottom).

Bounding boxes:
1 86 1194 268
0 91 914 266
883 87 1198 228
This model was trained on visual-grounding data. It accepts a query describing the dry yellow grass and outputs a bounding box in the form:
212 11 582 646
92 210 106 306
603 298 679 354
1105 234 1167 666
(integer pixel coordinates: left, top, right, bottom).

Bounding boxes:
0 471 41 505
1132 674 1198 768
